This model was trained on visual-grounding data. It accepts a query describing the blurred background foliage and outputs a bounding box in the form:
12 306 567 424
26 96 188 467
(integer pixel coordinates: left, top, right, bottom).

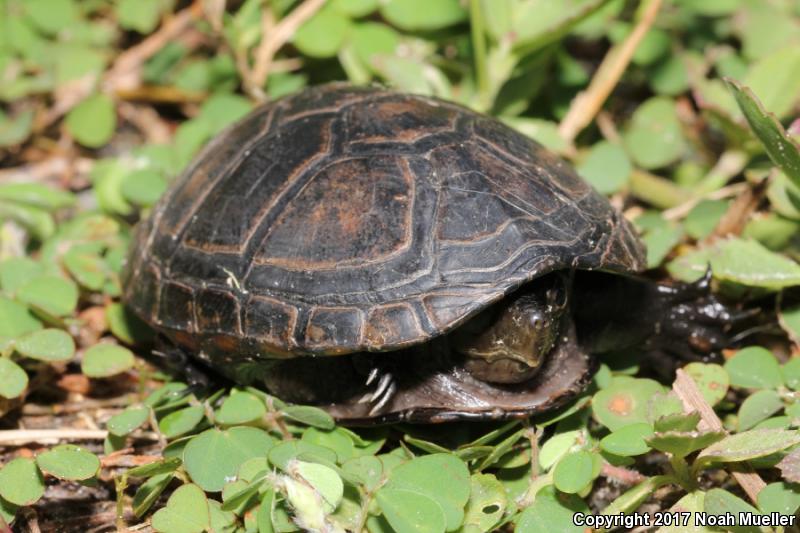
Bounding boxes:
1 0 800 532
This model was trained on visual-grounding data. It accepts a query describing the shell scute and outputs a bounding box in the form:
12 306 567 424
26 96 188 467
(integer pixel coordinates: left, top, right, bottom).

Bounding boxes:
157 280 195 332
304 307 364 354
195 288 241 335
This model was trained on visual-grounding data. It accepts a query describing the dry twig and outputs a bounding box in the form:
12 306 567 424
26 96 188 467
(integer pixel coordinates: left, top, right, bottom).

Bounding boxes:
558 0 664 143
705 176 768 243
117 102 173 143
104 1 204 94
0 156 94 184
247 0 327 100
0 429 158 446
661 182 749 221
602 463 647 485
672 368 766 504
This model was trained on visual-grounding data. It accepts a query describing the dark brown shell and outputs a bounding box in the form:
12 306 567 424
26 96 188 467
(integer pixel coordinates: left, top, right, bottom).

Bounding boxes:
123 84 645 360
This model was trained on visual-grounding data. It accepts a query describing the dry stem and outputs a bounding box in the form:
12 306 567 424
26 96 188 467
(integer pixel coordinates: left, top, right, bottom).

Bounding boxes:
558 0 664 143
104 1 203 94
248 0 327 100
0 429 158 446
672 368 766 504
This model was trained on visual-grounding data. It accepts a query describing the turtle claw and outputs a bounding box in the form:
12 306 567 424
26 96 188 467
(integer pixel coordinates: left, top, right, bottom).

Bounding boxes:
357 369 397 414
369 381 397 416
365 367 381 386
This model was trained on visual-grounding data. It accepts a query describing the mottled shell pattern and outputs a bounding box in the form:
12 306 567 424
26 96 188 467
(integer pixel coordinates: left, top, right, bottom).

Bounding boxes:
122 84 645 361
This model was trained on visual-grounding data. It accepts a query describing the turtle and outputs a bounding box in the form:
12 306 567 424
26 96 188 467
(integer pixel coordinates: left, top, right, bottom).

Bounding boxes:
122 84 749 424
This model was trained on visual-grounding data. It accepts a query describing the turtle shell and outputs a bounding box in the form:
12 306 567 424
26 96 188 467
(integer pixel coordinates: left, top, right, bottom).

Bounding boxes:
123 84 645 362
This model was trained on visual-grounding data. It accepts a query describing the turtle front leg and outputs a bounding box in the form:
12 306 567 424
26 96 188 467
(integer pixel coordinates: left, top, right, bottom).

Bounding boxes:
572 269 763 361
647 285 763 360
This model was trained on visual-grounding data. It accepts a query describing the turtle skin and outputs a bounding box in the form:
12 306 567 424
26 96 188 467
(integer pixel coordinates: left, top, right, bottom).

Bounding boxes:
122 83 646 423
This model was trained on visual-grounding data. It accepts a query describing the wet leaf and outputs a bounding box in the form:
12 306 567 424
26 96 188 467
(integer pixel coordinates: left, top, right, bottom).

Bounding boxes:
553 449 594 493
0 297 42 337
0 258 44 293
515 484 588 533
380 0 467 31
282 405 335 429
703 488 761 532
623 97 687 169
600 423 654 456
17 275 79 317
0 495 17 527
0 458 44 506
0 358 28 399
65 94 117 148
0 201 56 239
81 343 135 377
15 328 75 362
158 405 206 439
342 455 383 491
293 7 351 58
303 427 356 463
350 22 400 72
126 457 182 479
269 440 338 472
0 183 74 211
121 169 168 207
576 141 631 194
184 427 275 492
24 0 78 34
216 390 266 425
376 488 446 533
742 46 800 120
757 482 800 515
383 453 470 531
461 473 506 532
783 358 800 391
133 472 174 517
151 483 210 533
684 200 729 240
642 225 683 268
697 429 800 467
332 0 379 17
36 444 100 481
724 346 783 389
592 377 666 430
0 109 34 147
725 78 800 185
64 247 106 290
208 500 237 533
290 460 343 513
647 430 725 458
737 389 784 431
654 411 701 433
117 0 164 33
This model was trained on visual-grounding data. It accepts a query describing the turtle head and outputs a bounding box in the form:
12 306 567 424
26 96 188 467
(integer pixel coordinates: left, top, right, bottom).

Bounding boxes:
454 274 569 384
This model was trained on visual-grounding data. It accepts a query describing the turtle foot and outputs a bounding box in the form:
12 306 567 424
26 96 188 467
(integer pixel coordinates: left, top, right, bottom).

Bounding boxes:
650 282 764 361
151 339 211 390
